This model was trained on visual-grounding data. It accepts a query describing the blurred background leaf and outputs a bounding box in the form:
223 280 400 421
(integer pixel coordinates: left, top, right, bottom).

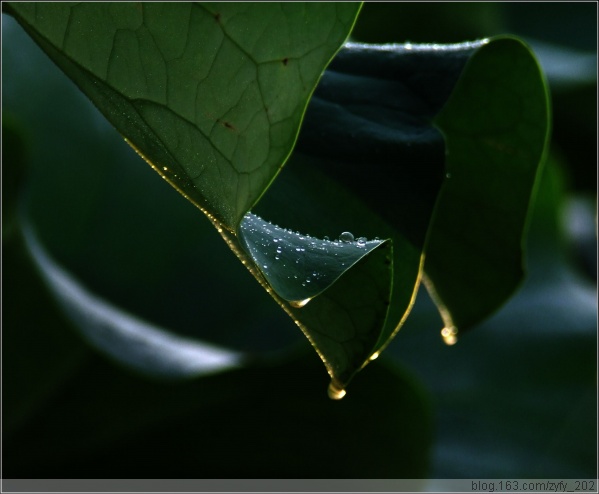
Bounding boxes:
2 2 596 481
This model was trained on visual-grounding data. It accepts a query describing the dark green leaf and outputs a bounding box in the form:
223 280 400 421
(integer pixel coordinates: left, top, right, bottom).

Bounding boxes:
23 225 244 379
390 157 597 478
426 36 551 333
255 42 482 384
256 37 548 384
5 347 433 478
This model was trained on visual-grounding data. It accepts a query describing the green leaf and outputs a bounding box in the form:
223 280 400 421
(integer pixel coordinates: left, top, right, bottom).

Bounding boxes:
249 38 549 387
4 348 433 478
23 224 244 379
6 2 361 230
425 36 551 334
250 40 488 383
6 4 551 396
3 14 301 357
219 213 394 394
390 157 597 478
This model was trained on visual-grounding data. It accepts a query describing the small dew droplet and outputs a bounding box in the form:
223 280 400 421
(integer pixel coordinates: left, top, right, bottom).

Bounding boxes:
339 231 354 242
446 172 452 179
369 351 380 361
356 237 366 246
327 381 346 400
289 298 311 308
441 326 458 346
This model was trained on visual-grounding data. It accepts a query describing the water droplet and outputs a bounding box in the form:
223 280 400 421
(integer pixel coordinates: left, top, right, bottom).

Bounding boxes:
369 351 380 361
289 298 311 308
273 238 279 243
274 256 280 260
356 237 366 246
295 247 301 252
339 231 354 242
327 381 346 400
446 172 452 179
441 326 458 346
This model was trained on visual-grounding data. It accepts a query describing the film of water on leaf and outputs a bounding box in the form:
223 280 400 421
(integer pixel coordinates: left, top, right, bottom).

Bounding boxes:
238 213 385 308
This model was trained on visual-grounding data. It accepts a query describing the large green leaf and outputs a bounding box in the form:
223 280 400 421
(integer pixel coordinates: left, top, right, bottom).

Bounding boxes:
6 2 360 230
6 2 380 394
425 37 551 334
5 5 550 396
251 41 480 392
255 37 549 387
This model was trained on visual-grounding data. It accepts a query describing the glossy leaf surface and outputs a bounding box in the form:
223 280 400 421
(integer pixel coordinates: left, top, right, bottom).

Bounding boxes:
426 37 551 332
7 2 360 229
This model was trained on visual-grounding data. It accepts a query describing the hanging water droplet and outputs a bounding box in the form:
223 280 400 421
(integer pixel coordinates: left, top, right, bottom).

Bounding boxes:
441 326 458 346
339 231 354 242
289 298 311 308
327 381 346 400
